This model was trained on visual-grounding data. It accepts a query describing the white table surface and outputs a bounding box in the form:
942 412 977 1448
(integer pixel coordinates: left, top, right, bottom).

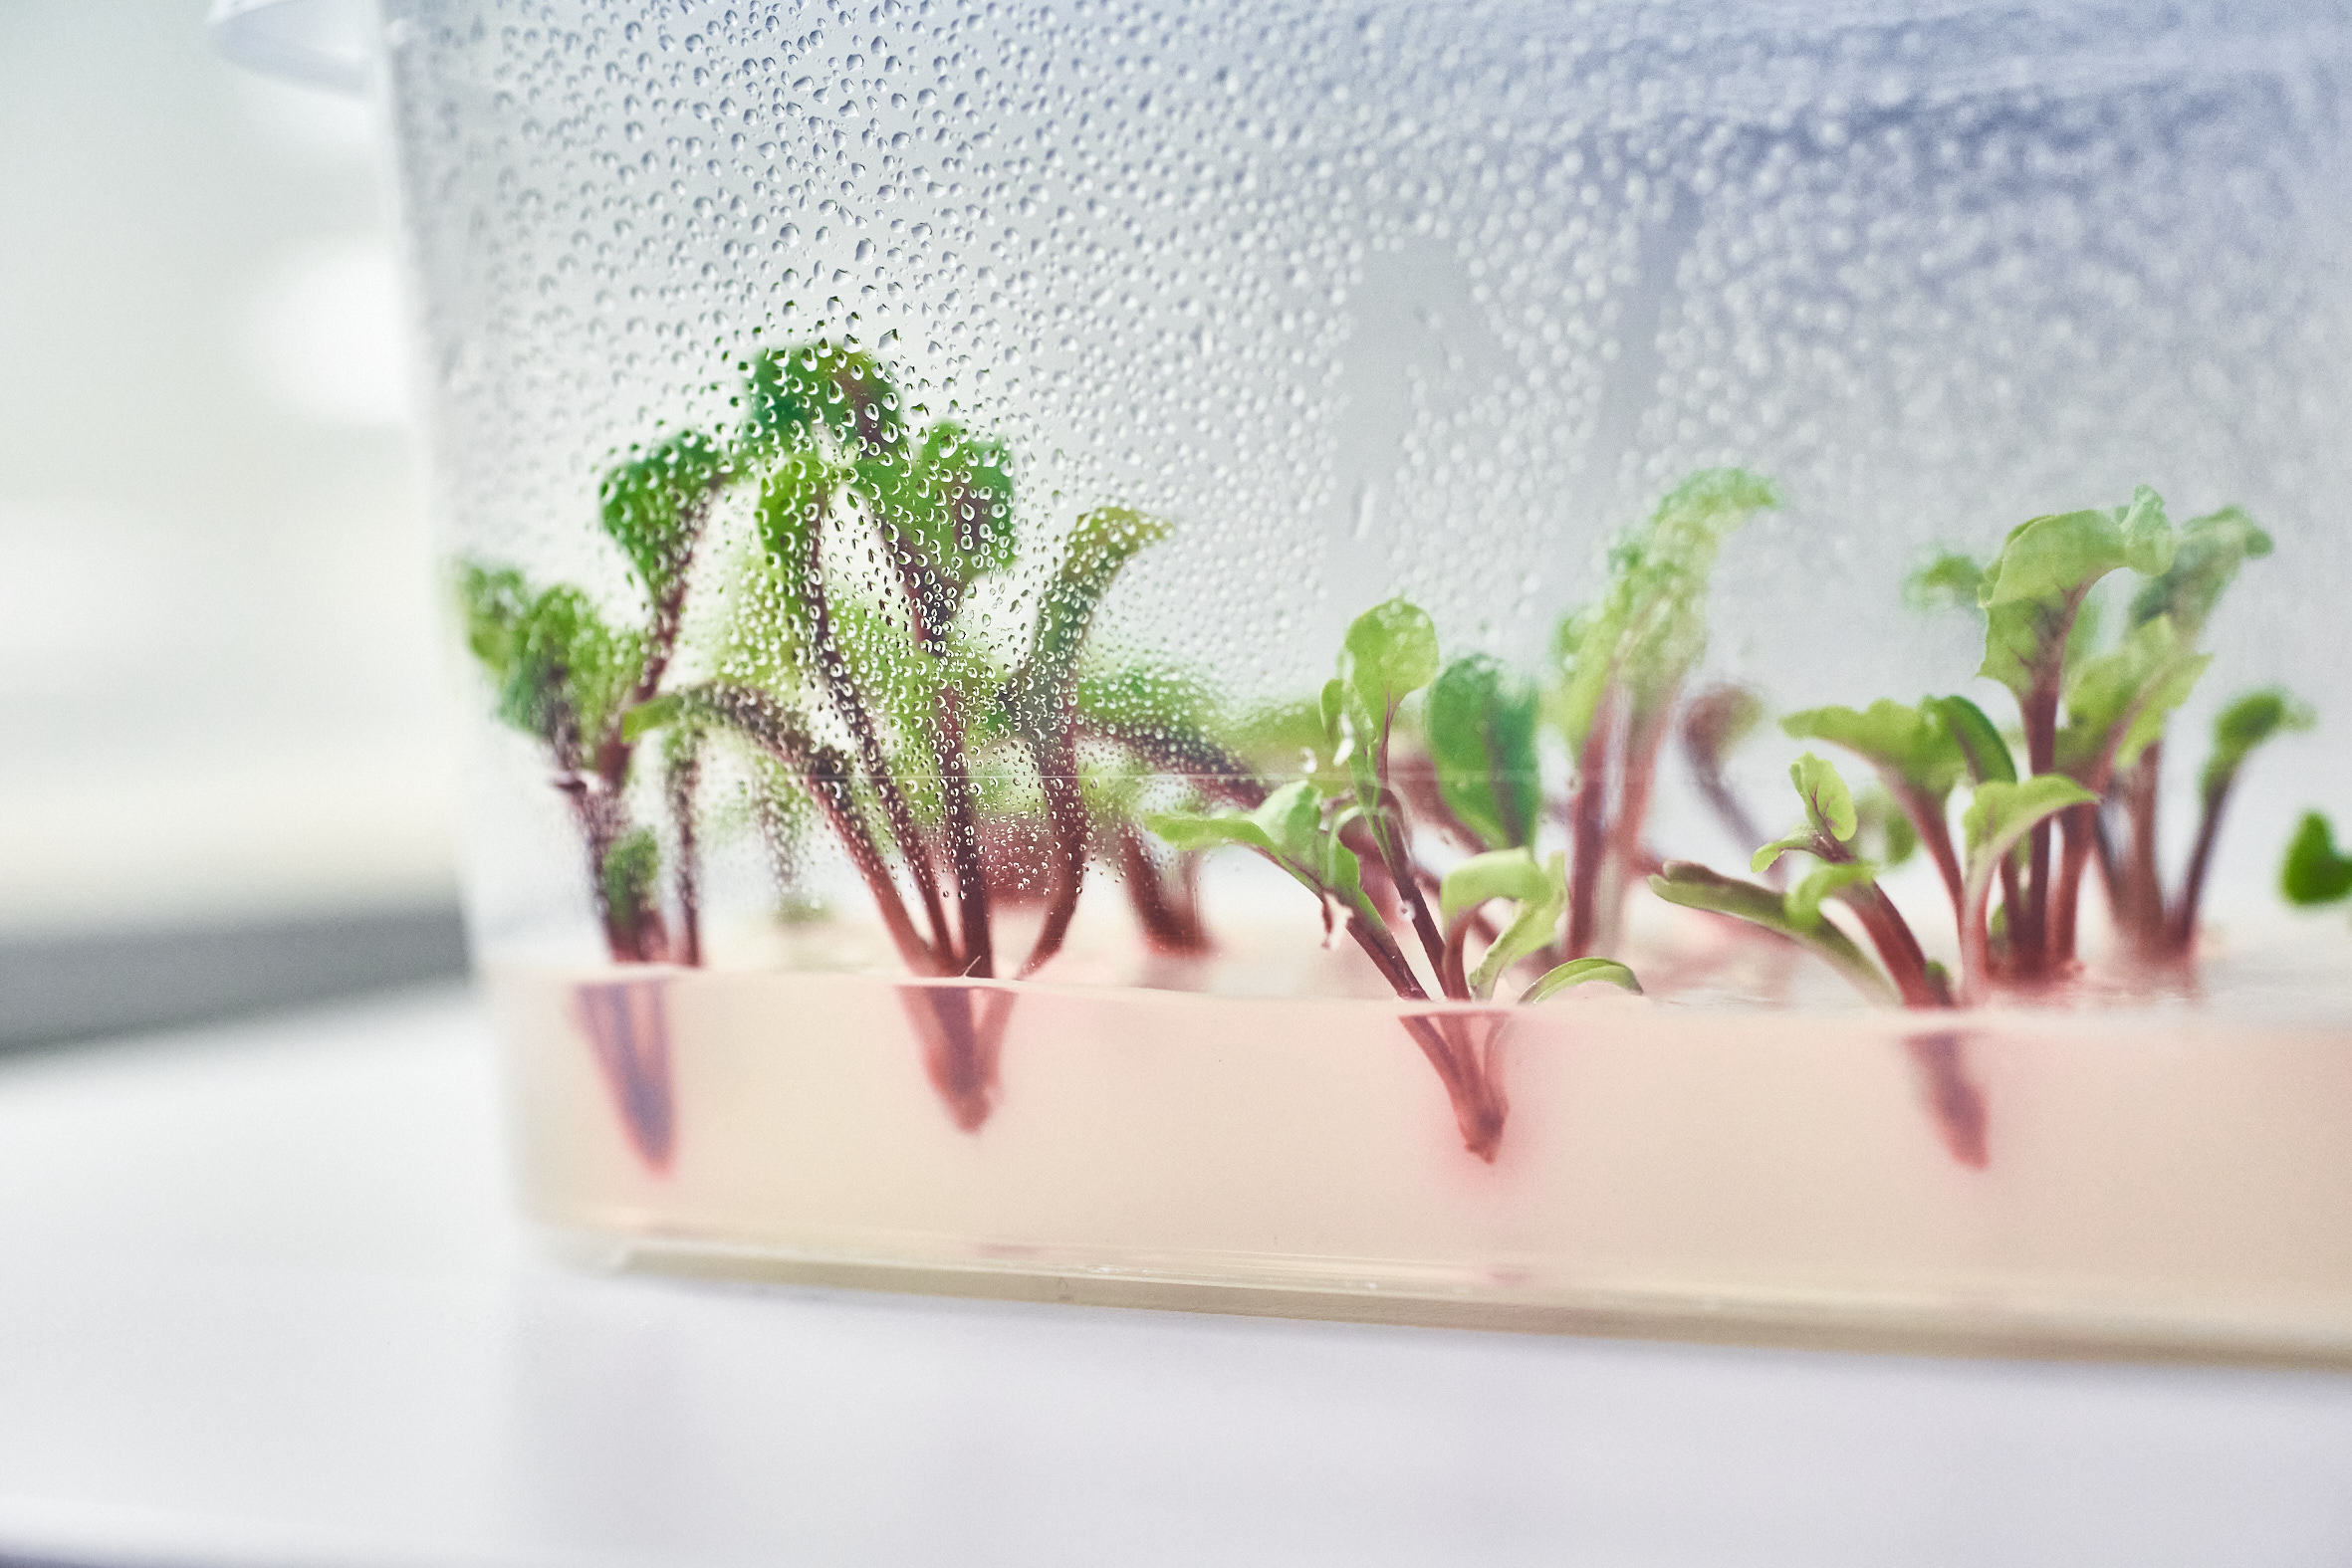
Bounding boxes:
1 989 2349 1568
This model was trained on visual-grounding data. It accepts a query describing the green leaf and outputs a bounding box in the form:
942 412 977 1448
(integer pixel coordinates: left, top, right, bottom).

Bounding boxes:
1440 847 1550 927
598 430 727 600
1150 782 1378 929
1904 551 1987 615
1338 598 1440 719
753 451 846 583
1930 695 2018 784
1425 655 1543 849
2203 687 2314 800
1785 860 1879 928
1979 487 2175 609
453 560 530 677
1790 753 1859 843
1548 468 1777 746
1751 831 1817 876
498 584 642 750
1520 957 1643 1003
601 826 663 938
1028 508 1172 676
2054 613 2212 779
1467 852 1568 1000
2130 505 2271 637
1334 597 1440 847
1780 699 1967 800
1973 488 2176 697
2282 812 2352 907
1962 776 2098 861
745 340 906 461
1008 507 1172 751
858 421 1018 619
1648 861 1896 1006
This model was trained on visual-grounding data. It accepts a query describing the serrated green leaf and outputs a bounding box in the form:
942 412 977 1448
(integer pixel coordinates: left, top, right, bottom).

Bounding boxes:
1781 699 1967 799
1785 860 1879 928
1790 752 1858 842
2203 687 2315 800
1425 654 1543 850
2282 812 2352 907
1520 957 1643 1003
858 421 1018 622
598 430 727 599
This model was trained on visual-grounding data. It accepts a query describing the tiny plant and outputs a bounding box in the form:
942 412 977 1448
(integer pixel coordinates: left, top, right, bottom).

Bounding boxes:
1150 594 1642 1161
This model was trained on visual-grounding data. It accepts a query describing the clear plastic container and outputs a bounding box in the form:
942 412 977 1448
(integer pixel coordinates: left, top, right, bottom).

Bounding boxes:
231 0 2352 1358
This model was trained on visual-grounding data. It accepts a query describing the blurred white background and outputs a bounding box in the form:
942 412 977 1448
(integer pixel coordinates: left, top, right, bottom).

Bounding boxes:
0 2 454 942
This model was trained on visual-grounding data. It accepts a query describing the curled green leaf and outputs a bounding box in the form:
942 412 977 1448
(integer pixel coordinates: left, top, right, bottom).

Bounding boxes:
1440 847 1550 928
599 430 727 600
1785 860 1879 929
1751 830 1817 876
1521 957 1643 1003
2203 687 2314 802
1648 861 1895 1006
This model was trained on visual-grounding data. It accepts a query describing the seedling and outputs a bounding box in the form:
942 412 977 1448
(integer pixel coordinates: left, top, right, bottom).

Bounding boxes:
462 340 1174 1130
1549 470 1780 956
1152 598 1642 1160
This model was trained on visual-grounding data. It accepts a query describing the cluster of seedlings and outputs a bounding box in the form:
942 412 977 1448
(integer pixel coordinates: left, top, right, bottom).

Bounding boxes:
459 343 2313 1163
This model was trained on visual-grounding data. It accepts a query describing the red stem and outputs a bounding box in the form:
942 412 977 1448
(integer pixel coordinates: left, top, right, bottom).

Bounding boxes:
2016 677 2059 975
1439 911 1474 1003
1116 822 1209 954
800 507 957 965
668 746 703 969
1564 690 1616 959
2170 775 2234 955
1892 780 1965 926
